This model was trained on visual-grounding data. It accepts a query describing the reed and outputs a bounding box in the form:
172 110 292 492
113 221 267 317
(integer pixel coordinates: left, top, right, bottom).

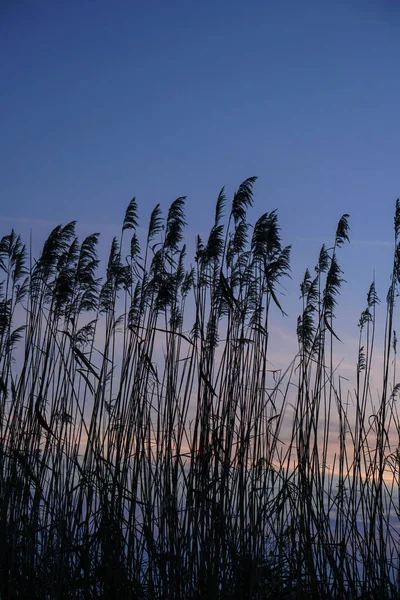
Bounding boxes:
0 180 399 599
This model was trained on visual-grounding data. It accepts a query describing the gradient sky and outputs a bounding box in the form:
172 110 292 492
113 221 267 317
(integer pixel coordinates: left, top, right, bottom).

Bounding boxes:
1 0 400 347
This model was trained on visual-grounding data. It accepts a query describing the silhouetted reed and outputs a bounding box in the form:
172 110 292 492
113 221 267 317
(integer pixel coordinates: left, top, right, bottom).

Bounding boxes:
0 179 399 599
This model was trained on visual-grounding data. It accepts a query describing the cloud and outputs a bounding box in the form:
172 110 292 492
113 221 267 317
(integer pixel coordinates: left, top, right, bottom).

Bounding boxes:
0 214 59 229
351 239 394 247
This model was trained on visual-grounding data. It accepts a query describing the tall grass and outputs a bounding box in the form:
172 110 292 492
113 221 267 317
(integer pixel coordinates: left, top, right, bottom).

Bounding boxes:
0 179 399 599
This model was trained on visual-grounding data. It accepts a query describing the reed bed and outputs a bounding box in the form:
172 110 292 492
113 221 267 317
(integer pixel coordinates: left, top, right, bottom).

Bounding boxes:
0 178 399 599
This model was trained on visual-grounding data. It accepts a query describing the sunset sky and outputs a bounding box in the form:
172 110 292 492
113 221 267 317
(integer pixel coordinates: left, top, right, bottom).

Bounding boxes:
1 0 400 362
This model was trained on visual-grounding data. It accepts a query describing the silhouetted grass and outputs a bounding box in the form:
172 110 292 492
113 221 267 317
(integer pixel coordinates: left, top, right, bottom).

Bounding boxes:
0 179 399 599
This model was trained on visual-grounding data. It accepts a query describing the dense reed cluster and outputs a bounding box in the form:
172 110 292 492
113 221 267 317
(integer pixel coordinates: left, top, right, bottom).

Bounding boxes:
0 178 399 599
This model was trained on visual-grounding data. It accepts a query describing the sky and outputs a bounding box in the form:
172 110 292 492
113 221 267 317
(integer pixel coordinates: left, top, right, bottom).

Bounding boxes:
1 0 400 352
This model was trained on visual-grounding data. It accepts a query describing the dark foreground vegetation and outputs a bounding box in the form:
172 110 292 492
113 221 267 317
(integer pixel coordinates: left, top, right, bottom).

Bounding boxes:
1 178 400 599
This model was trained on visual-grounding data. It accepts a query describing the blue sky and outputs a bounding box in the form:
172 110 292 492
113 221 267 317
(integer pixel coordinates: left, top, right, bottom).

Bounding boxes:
1 0 400 340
